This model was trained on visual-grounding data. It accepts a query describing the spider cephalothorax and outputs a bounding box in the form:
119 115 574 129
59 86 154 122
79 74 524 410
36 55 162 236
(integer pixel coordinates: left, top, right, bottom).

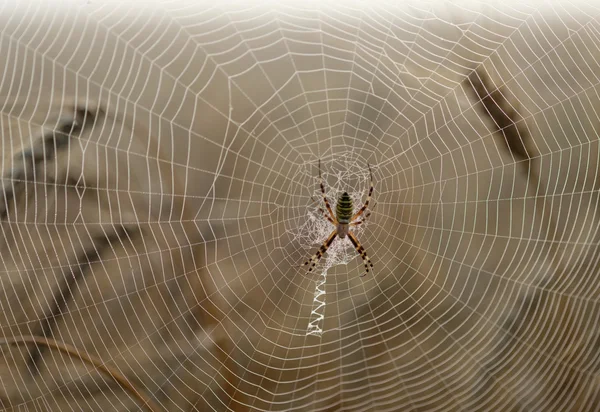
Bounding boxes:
301 160 374 277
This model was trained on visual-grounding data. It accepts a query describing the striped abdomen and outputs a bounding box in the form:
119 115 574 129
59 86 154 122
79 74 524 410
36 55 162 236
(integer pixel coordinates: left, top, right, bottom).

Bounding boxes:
336 191 353 223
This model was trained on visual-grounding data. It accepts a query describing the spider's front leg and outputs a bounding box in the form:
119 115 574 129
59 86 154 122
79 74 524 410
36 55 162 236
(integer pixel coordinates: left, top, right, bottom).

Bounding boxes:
301 229 338 273
317 159 336 222
311 196 336 225
351 163 374 221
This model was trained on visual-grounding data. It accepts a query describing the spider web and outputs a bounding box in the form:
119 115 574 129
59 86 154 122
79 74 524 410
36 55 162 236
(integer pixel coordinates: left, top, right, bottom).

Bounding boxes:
290 153 372 336
1 0 600 411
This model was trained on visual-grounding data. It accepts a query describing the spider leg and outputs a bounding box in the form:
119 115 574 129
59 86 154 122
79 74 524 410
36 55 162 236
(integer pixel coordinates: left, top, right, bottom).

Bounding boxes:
351 163 374 221
318 159 336 222
351 202 377 226
347 231 373 277
301 229 338 273
350 211 371 226
311 196 336 225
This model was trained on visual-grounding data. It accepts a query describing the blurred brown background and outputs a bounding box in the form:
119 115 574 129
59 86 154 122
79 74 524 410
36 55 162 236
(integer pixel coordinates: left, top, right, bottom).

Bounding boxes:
1 1 600 410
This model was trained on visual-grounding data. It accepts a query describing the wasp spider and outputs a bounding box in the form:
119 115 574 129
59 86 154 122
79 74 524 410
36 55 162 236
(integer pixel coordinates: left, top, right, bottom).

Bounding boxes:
301 160 374 277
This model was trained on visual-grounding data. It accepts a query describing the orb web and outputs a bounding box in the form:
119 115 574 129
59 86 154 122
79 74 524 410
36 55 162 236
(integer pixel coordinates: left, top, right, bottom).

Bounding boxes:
0 1 599 411
290 154 373 336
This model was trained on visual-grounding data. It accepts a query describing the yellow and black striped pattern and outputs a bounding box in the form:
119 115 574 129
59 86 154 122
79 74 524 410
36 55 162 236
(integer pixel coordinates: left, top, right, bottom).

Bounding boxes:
335 191 353 223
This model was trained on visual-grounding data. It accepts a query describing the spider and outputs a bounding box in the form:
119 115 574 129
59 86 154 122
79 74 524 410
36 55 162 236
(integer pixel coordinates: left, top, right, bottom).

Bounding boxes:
301 160 374 277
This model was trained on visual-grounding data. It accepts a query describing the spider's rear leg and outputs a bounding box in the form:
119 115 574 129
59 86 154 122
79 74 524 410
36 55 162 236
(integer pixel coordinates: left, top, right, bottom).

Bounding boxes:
0 103 98 220
347 231 373 277
301 229 337 273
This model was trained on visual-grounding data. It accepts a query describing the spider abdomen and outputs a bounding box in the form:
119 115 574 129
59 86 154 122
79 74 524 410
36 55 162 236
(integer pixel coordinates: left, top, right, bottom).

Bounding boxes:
336 191 353 224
